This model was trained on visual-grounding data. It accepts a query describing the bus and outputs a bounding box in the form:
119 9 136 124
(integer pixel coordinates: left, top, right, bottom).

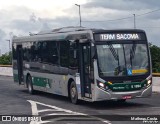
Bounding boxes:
12 27 152 104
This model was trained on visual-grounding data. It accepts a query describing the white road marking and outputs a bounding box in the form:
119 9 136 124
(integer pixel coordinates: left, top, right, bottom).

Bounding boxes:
150 107 160 109
27 100 111 124
30 120 51 124
38 109 64 113
28 100 38 115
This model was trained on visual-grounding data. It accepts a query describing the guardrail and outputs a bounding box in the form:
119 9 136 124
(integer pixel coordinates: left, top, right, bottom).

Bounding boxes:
153 73 160 77
0 65 13 76
0 65 160 77
0 65 12 67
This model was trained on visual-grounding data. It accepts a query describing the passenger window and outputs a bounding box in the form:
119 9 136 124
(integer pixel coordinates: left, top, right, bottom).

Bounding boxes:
60 41 69 67
69 42 78 69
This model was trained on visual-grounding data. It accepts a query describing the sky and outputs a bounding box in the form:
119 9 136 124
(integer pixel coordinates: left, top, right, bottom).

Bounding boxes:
0 0 160 54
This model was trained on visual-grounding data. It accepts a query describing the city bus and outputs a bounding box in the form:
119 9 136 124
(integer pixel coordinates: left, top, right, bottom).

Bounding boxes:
12 27 152 104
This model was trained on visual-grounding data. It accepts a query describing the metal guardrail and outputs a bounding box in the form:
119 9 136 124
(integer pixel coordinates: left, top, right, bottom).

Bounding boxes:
153 73 160 77
0 65 12 67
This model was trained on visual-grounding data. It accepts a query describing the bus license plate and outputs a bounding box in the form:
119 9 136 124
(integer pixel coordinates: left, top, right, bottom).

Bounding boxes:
122 95 132 99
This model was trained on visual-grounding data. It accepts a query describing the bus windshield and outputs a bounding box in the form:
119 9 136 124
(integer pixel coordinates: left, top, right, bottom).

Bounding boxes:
96 43 149 77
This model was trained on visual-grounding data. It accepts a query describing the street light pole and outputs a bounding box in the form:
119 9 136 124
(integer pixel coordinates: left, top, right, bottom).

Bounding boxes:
6 40 11 52
6 39 11 64
133 14 136 29
75 4 81 27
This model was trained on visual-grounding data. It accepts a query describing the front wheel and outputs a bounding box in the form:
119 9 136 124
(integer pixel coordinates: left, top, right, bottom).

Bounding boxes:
27 75 34 94
117 99 126 103
70 81 78 104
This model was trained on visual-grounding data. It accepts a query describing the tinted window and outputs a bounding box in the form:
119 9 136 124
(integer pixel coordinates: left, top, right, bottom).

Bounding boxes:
69 42 78 69
12 43 17 60
60 41 69 67
24 41 59 64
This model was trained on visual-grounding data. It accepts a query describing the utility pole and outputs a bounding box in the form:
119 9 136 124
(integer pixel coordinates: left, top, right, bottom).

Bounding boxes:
75 4 82 27
133 14 136 29
6 40 11 52
6 39 11 64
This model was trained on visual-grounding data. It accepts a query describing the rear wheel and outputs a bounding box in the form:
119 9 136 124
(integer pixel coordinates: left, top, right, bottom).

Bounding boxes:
27 75 34 94
70 81 78 104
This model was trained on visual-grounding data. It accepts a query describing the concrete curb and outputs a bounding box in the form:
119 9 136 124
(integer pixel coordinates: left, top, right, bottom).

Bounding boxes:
0 67 13 76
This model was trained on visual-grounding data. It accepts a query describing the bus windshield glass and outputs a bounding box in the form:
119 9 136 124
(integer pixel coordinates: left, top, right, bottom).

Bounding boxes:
96 43 149 77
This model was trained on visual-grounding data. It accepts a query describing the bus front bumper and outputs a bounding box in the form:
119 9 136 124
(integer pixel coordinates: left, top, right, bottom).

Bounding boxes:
94 85 152 101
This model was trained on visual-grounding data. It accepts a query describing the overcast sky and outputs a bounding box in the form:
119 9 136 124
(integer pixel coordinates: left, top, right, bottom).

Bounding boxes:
0 0 160 54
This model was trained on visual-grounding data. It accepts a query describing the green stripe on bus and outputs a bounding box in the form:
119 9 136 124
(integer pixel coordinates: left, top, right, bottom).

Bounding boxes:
107 80 147 92
32 77 51 88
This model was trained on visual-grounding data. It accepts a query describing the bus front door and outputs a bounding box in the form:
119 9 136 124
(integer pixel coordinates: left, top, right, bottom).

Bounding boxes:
79 43 92 98
17 45 24 84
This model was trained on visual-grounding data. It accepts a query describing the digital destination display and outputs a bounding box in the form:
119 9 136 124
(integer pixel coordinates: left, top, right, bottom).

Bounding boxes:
94 33 146 41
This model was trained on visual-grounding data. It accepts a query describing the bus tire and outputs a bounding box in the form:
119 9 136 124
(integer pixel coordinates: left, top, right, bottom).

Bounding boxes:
27 75 34 94
117 99 126 103
70 81 78 104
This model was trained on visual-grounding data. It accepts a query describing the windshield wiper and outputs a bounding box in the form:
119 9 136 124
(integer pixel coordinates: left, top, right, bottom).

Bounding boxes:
130 43 137 67
108 44 119 61
108 44 121 74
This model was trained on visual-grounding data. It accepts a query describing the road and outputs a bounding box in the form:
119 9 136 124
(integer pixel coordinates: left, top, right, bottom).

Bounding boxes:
0 76 160 124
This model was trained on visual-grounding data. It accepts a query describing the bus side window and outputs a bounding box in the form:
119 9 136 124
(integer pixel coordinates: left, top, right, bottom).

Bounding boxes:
69 42 78 69
41 41 59 65
60 41 69 67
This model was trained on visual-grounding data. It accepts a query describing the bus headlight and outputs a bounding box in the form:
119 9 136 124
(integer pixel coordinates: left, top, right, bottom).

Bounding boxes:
97 81 110 91
99 82 105 88
147 79 152 86
97 81 105 89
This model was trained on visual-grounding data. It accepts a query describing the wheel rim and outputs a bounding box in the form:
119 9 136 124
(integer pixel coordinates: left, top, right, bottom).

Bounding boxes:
71 87 76 98
28 83 32 93
28 77 32 93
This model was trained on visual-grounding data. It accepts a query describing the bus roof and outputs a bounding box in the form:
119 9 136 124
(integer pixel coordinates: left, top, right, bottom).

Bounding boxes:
12 26 146 43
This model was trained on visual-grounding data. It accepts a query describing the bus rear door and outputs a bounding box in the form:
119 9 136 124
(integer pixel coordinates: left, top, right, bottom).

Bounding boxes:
79 43 92 98
16 45 24 84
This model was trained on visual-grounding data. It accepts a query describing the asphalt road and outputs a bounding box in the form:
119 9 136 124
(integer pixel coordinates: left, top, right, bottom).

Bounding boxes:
0 76 160 124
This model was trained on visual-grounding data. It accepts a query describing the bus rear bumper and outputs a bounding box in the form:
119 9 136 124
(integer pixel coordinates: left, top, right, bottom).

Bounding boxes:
94 85 152 101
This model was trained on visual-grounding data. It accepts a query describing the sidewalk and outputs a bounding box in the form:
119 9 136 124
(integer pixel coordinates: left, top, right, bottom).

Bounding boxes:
0 67 13 76
152 77 160 93
153 86 160 93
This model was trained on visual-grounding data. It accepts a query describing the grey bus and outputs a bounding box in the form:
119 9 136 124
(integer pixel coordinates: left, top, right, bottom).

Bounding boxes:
12 27 152 104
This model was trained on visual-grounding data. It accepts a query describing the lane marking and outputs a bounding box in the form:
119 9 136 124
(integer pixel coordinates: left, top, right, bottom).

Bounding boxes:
27 100 86 115
27 100 111 124
28 100 38 115
38 109 64 113
30 120 51 124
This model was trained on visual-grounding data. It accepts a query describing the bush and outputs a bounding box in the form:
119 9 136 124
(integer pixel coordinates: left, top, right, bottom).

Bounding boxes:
150 44 160 73
0 52 12 65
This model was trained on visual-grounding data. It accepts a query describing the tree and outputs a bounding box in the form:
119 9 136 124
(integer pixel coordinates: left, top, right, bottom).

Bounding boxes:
0 52 12 65
150 44 160 73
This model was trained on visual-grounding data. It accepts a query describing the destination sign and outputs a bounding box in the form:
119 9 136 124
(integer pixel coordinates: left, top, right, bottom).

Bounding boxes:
94 33 146 41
